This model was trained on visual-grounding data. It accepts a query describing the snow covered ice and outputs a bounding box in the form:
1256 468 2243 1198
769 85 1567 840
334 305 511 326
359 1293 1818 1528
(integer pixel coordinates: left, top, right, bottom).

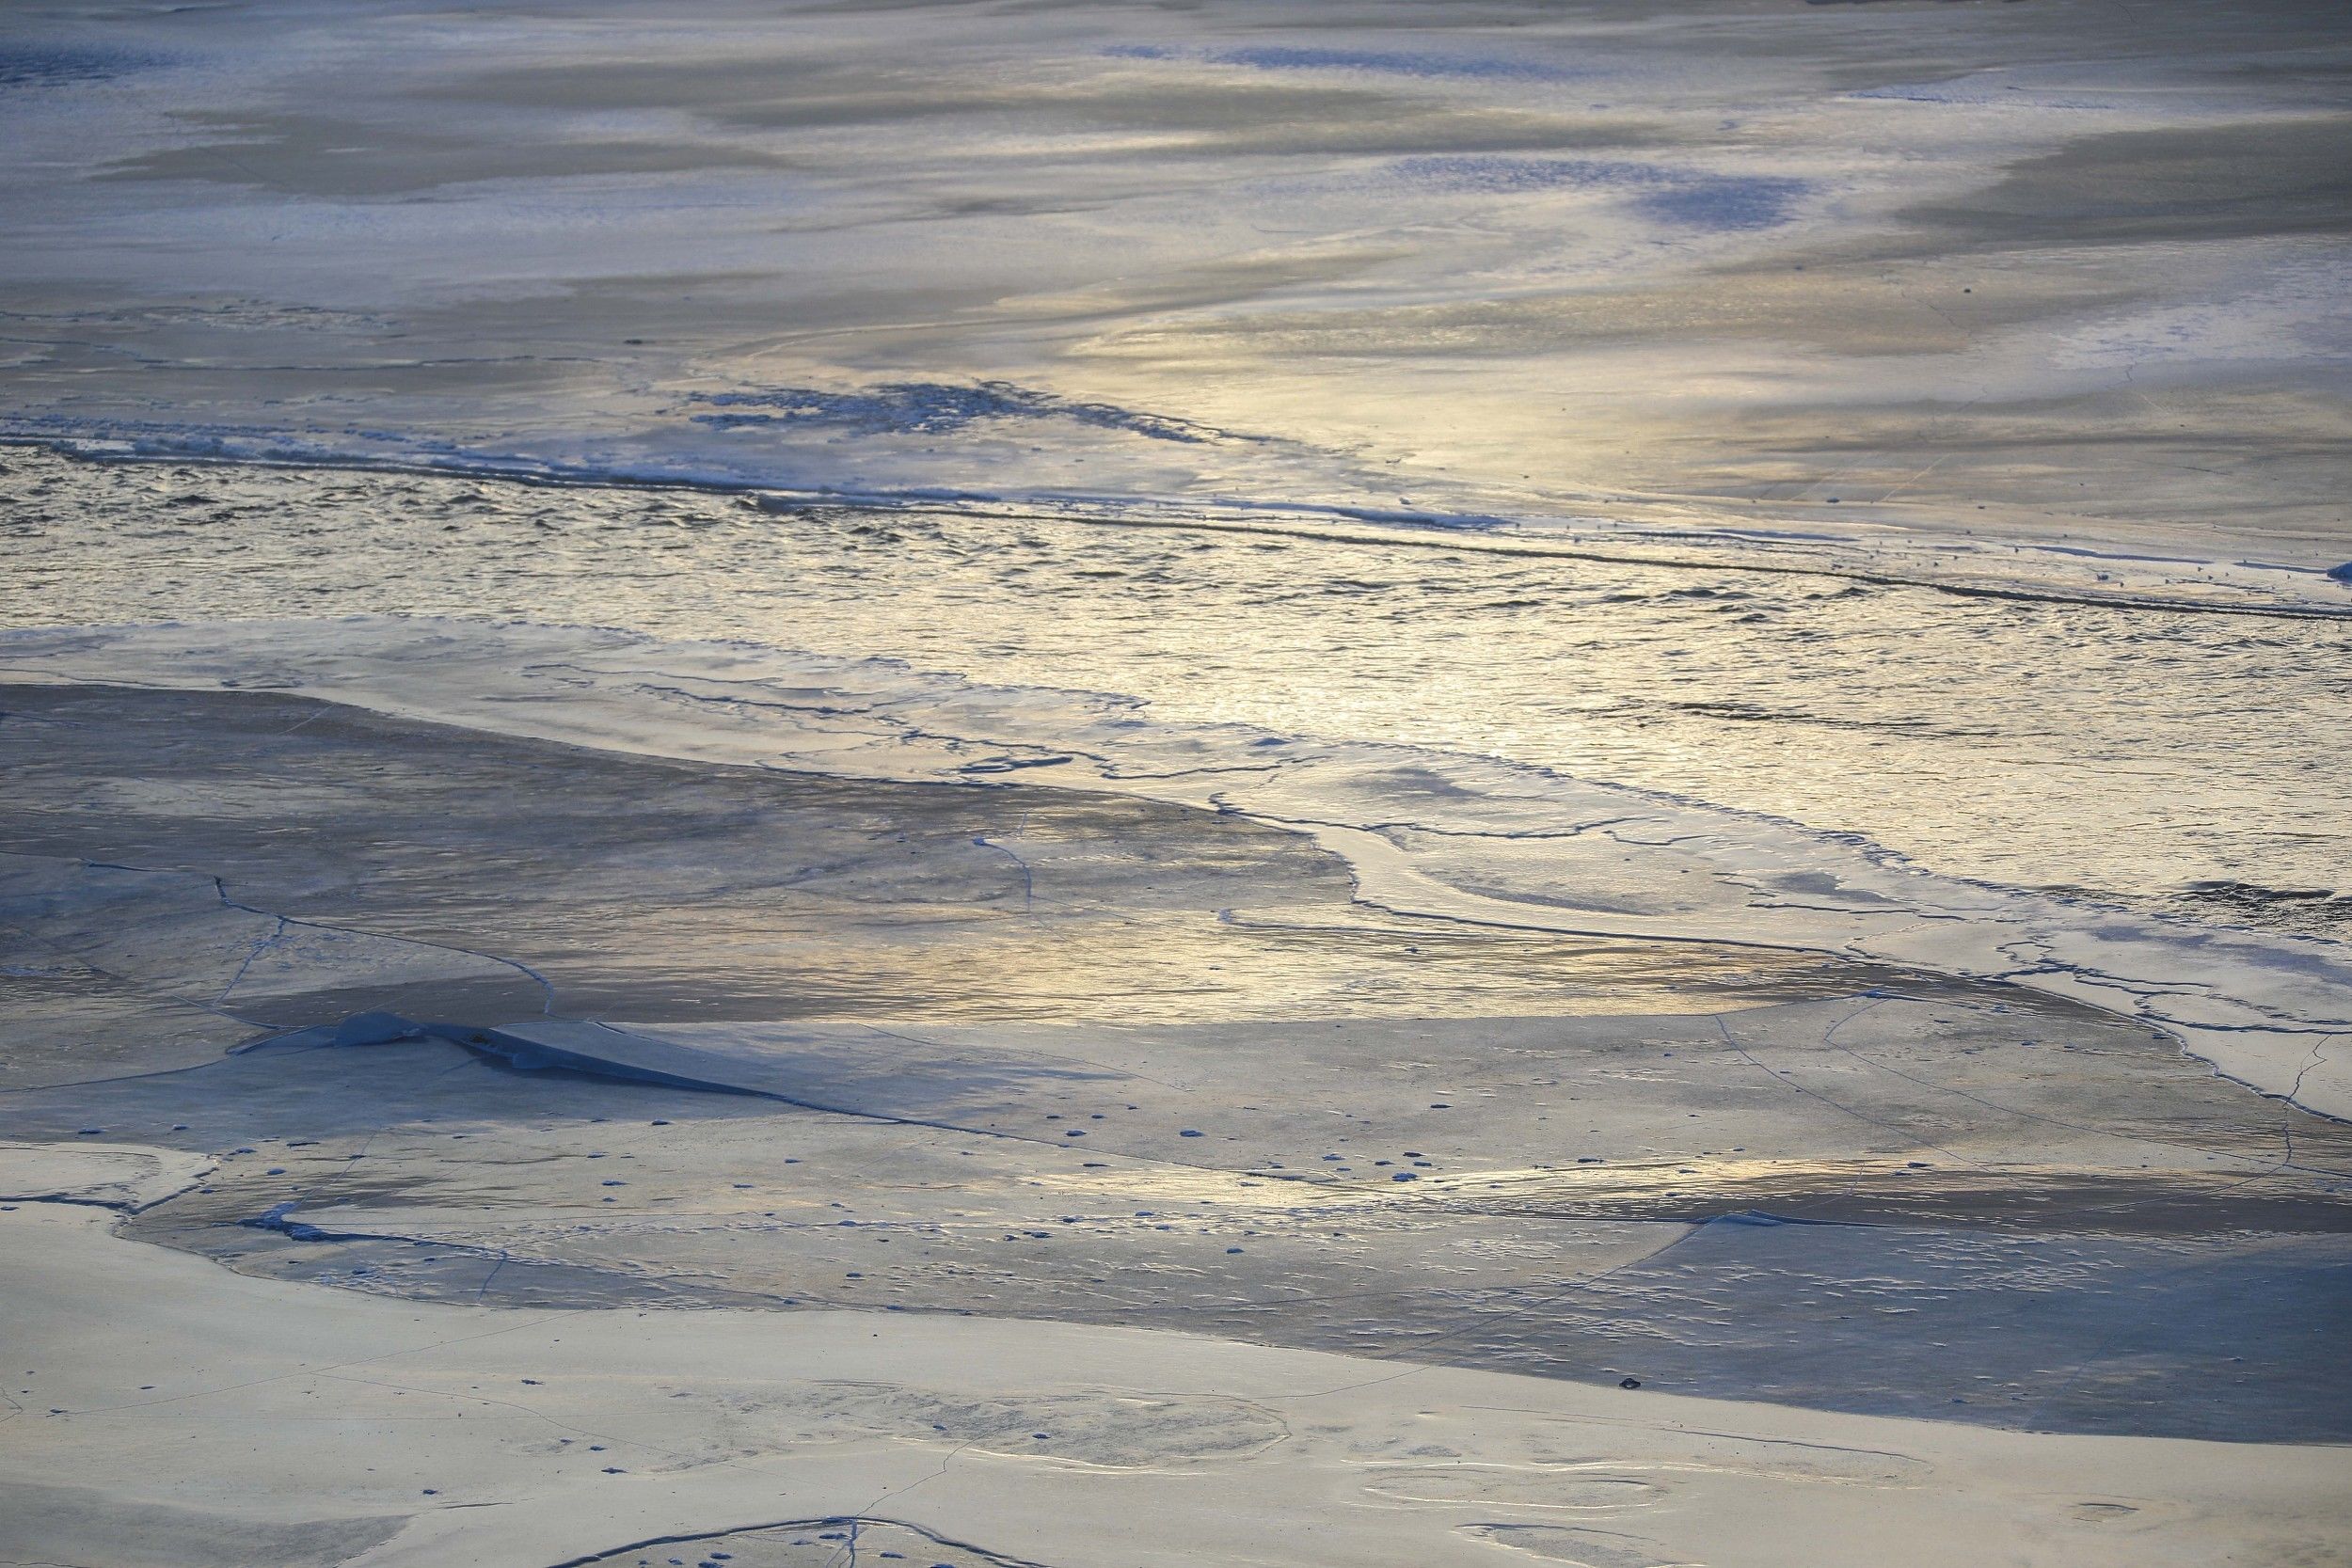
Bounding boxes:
2 2 2349 1565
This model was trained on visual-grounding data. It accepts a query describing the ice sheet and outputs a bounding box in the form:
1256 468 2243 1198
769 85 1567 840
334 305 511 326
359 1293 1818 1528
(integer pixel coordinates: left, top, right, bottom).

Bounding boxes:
8 617 2343 1121
8 450 2348 928
6 1200 2349 1568
3 0 2348 607
4 677 2348 1450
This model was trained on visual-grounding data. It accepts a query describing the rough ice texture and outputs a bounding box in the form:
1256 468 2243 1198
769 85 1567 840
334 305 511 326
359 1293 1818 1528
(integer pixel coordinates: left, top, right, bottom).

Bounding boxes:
9 450 2346 929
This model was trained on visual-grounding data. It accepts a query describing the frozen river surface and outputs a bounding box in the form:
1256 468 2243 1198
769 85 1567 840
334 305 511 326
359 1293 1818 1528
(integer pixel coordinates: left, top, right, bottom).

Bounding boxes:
2 2 2349 1566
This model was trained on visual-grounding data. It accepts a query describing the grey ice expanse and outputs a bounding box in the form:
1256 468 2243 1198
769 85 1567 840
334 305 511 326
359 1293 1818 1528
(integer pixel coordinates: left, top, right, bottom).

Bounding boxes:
4 0 2351 604
4 4 2352 1567
4 668 2351 1568
6 680 2350 1437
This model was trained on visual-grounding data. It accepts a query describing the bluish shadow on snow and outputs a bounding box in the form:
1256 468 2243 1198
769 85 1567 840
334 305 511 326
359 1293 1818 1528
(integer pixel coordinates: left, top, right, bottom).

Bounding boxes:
257 1012 1117 1123
1557 1212 2352 1442
0 43 162 90
1207 46 1577 82
1100 42 1579 81
1391 155 1810 230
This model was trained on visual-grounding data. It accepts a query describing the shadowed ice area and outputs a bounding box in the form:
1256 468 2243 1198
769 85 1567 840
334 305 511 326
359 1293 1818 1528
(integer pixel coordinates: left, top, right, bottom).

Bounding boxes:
5 679 2347 1446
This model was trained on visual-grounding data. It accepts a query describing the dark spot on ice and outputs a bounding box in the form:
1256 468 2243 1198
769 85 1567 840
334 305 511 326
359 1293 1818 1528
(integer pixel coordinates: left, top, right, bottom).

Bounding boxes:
1180 1129 1203 1137
2327 562 2352 584
1392 1171 1418 1181
1620 1377 1642 1389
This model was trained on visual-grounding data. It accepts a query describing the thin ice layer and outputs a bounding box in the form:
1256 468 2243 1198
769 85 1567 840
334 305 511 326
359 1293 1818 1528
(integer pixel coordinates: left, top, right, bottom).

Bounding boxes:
6 617 2343 1118
5 677 2348 1442
4 1 2349 606
7 1198 2351 1568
